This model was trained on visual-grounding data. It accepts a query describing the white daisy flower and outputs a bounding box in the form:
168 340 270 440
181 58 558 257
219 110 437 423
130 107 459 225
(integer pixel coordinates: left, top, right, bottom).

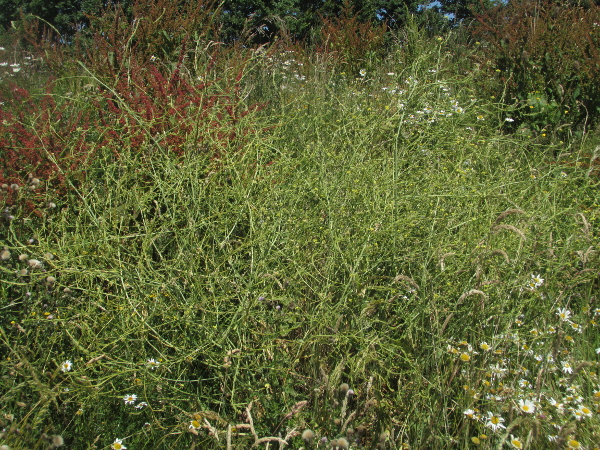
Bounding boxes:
485 411 506 432
147 358 160 369
479 341 492 351
123 394 137 405
463 408 476 419
60 360 73 372
556 307 572 321
111 438 126 450
530 274 544 288
576 404 592 418
518 398 536 414
561 361 573 374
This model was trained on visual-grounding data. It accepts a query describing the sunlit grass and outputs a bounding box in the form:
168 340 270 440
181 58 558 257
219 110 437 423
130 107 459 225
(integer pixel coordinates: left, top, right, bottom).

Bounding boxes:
1 24 599 449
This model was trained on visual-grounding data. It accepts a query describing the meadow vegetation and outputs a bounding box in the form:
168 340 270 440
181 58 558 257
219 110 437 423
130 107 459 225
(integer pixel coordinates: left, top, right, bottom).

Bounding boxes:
0 1 599 448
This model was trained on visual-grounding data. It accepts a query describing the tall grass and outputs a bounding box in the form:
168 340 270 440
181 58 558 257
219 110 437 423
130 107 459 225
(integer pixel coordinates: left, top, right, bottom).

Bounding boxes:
1 17 599 450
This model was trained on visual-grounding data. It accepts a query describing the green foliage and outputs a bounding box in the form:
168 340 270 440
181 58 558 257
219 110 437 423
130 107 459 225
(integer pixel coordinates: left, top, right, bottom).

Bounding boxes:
436 0 502 22
0 0 134 35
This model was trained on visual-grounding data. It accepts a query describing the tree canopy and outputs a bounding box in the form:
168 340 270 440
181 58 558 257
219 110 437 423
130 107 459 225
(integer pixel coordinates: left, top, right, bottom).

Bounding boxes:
1 0 435 42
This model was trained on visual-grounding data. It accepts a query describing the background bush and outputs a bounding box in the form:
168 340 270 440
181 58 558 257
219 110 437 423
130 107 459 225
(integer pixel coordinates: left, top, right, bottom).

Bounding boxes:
469 0 600 137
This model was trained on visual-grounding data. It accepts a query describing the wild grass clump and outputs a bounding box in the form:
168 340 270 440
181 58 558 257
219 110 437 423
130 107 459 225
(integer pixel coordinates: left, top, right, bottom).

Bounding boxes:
1 7 599 450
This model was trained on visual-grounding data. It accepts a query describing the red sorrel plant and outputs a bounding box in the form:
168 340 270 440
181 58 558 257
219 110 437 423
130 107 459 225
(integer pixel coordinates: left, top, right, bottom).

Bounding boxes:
90 50 267 162
0 80 94 214
2 0 269 207
469 0 600 137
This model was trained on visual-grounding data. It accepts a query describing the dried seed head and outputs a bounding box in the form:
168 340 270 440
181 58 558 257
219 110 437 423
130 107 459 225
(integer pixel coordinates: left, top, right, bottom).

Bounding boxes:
365 398 377 409
10 184 19 191
457 289 487 304
48 202 56 209
19 254 28 261
339 383 350 394
46 276 56 287
494 208 525 224
44 253 54 260
334 418 342 426
1 249 10 261
356 425 367 435
302 429 315 442
50 435 64 447
336 437 349 449
392 274 420 290
28 259 43 270
1 184 7 189
490 249 510 264
18 268 28 277
28 178 40 187
492 224 526 240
